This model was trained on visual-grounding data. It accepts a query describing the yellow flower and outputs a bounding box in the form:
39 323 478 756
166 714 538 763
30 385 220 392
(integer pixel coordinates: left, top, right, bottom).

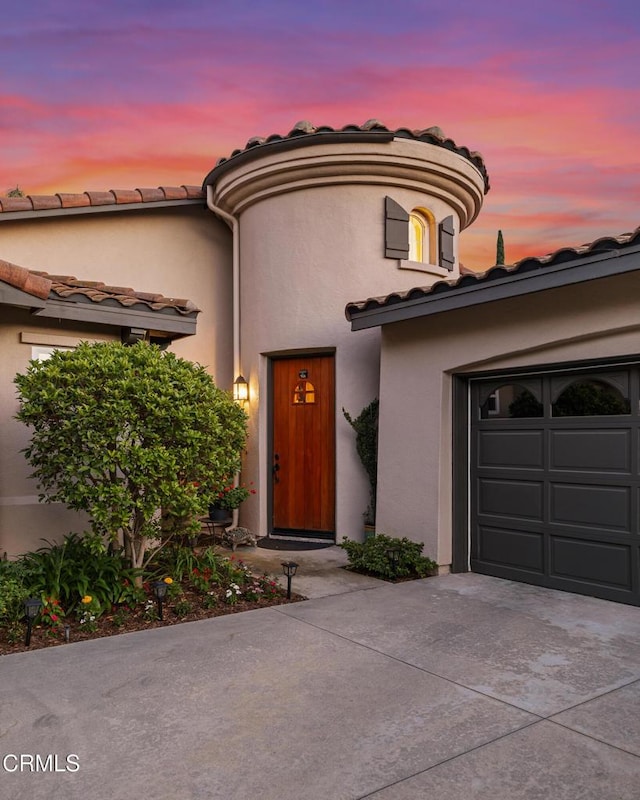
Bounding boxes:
81 595 92 604
163 577 173 585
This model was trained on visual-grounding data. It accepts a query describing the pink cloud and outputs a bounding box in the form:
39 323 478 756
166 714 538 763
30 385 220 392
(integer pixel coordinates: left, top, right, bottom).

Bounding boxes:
2 47 638 272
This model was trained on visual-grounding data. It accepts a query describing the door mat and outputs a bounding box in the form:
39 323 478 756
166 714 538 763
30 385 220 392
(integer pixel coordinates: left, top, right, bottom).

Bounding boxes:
257 538 334 551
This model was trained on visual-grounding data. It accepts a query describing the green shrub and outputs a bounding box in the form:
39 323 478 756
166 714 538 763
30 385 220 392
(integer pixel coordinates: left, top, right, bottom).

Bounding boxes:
0 561 30 623
19 533 140 612
172 598 193 617
340 534 436 580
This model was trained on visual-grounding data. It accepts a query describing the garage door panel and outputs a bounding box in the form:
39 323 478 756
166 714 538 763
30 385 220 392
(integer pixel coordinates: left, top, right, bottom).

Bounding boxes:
478 478 543 521
550 483 631 533
475 525 544 572
477 430 543 469
549 536 632 590
549 429 631 473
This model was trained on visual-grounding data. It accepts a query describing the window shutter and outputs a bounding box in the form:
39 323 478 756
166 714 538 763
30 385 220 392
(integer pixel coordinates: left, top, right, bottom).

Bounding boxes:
385 197 409 259
439 215 455 271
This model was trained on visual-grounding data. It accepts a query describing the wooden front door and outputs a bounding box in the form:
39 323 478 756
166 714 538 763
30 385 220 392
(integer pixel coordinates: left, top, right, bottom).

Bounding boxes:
272 355 335 538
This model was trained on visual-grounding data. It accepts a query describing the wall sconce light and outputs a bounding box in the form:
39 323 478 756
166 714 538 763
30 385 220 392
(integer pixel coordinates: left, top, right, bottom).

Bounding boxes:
281 561 299 600
233 375 249 404
152 580 169 621
24 597 42 647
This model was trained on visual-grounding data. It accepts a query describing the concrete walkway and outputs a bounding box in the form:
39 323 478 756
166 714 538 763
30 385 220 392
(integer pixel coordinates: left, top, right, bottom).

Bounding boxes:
2 566 640 799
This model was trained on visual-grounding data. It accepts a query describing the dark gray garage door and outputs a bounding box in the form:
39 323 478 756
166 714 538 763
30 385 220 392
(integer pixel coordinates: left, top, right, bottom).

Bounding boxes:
471 367 640 605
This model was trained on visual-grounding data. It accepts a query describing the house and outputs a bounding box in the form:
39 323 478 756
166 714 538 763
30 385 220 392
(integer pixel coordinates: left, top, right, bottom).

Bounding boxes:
3 119 638 606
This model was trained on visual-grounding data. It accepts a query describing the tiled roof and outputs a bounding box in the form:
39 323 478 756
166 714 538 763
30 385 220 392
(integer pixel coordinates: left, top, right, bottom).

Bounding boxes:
0 259 198 316
0 259 51 300
0 186 203 215
37 272 199 316
345 225 640 318
206 120 490 193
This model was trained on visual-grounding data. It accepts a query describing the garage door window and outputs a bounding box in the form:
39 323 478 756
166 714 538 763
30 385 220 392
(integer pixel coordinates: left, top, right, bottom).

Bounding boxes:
552 379 630 417
481 384 543 419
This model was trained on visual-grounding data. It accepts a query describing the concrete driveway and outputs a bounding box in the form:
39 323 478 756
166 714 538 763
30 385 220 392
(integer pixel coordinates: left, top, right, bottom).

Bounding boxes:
2 573 640 799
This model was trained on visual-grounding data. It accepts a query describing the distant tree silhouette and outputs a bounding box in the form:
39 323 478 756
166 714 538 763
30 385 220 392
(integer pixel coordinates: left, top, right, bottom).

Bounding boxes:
496 230 505 266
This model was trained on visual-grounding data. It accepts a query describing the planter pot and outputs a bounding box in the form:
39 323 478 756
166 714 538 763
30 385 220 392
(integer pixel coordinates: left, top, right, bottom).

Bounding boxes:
208 505 231 522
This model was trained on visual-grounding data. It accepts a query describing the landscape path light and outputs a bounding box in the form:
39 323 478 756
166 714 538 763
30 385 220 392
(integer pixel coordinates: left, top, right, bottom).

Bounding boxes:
153 580 169 621
385 547 400 578
281 561 299 600
24 597 42 647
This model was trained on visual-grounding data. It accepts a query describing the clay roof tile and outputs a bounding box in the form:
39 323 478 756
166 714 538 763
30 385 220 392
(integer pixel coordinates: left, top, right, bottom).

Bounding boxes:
0 259 52 300
29 195 63 211
111 189 142 204
86 191 116 206
0 196 33 212
57 193 91 208
160 186 188 200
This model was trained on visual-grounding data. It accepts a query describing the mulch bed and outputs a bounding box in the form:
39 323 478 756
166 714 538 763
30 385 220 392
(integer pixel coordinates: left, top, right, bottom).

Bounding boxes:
0 581 304 657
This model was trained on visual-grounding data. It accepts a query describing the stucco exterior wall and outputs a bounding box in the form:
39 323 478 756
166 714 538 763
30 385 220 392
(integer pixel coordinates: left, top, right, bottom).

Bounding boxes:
0 205 233 382
209 136 485 540
376 272 640 566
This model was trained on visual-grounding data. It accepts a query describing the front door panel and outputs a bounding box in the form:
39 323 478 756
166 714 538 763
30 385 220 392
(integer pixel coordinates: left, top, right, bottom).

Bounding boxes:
272 355 335 537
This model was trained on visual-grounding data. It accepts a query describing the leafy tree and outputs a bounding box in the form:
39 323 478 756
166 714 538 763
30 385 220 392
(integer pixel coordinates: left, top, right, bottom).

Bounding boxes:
496 229 505 266
5 186 24 198
15 341 248 577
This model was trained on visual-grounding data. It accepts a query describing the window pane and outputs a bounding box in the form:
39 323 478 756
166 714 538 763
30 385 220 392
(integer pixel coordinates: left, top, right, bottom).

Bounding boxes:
409 214 424 262
552 379 630 417
481 385 543 419
292 380 316 405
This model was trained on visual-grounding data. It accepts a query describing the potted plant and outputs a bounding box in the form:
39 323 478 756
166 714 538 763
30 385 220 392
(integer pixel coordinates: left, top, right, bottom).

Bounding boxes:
343 399 379 539
209 483 256 521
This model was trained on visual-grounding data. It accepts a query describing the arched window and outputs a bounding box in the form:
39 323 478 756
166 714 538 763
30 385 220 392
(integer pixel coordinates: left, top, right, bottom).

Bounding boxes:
408 208 435 264
552 379 630 417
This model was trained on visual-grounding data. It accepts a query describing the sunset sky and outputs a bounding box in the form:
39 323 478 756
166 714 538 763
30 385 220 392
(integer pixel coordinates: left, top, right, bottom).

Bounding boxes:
2 0 639 268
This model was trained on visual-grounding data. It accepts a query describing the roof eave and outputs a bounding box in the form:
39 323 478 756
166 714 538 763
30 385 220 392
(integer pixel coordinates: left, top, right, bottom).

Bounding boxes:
0 198 204 223
33 299 198 339
203 130 396 187
0 283 48 310
347 244 640 331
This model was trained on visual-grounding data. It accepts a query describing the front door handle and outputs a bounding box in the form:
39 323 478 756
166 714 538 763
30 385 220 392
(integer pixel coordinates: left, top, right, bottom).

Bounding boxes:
273 453 280 483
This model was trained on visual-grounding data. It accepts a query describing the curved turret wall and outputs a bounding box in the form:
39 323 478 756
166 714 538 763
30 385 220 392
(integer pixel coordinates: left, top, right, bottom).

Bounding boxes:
206 125 486 539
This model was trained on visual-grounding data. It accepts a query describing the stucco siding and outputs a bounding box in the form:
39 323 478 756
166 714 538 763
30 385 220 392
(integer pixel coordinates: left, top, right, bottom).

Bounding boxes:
0 206 233 382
